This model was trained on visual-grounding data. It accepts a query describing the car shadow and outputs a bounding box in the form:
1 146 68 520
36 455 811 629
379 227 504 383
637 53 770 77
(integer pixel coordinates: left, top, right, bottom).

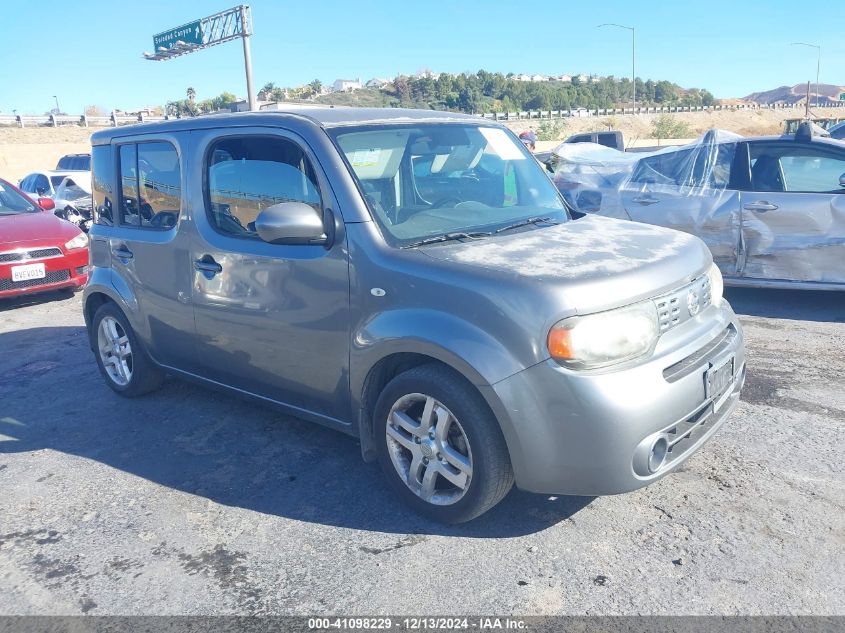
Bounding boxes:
725 287 844 323
0 289 78 312
0 326 592 538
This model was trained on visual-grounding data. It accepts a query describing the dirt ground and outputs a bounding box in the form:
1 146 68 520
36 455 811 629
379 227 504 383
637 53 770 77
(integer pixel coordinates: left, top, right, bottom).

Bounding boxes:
2 107 844 182
506 107 845 146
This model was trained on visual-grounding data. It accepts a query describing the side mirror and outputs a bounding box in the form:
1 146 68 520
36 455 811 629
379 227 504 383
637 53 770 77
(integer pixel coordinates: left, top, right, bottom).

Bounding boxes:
255 202 327 245
36 187 48 196
37 197 55 211
839 173 845 188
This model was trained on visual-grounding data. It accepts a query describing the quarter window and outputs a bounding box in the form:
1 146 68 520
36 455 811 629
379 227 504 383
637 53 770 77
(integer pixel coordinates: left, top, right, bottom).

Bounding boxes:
118 141 182 229
206 136 322 239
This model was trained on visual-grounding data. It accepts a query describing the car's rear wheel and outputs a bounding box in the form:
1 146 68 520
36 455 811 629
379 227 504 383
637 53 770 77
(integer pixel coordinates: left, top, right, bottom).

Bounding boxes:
374 364 514 523
92 303 163 397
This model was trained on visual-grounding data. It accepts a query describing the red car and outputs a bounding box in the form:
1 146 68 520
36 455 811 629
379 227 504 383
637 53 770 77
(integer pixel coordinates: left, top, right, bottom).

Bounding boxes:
0 177 89 299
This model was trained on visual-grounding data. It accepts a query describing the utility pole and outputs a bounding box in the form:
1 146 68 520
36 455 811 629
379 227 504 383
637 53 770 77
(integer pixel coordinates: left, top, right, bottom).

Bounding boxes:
599 23 636 111
791 42 821 109
52 95 60 114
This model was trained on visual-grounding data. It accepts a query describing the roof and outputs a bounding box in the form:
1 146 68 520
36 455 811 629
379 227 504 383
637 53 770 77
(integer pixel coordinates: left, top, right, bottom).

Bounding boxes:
24 169 88 178
91 107 485 143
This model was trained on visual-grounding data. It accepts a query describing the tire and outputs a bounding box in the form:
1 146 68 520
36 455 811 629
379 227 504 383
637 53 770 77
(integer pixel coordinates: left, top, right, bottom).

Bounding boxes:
91 302 164 397
374 364 514 523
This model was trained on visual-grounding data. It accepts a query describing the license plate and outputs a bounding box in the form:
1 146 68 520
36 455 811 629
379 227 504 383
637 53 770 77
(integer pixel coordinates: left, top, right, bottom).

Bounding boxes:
11 263 46 282
707 356 735 410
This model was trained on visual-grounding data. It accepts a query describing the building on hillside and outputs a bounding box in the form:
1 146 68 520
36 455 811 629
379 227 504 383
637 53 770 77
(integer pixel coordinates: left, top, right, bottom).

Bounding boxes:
332 78 363 92
514 74 532 82
530 74 548 82
590 75 604 83
366 78 390 89
554 74 572 83
576 74 589 83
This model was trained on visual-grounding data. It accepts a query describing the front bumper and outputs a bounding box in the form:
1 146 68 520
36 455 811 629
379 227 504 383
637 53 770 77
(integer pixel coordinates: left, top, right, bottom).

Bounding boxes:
488 300 746 495
0 248 89 299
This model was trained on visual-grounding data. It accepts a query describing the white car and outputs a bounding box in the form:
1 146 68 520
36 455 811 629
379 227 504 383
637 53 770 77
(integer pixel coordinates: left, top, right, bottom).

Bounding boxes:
18 169 87 200
52 173 93 231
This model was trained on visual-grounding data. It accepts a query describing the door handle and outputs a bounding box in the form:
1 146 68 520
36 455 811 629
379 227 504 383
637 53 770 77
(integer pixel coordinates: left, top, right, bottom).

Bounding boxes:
111 244 133 261
743 201 779 212
194 256 223 275
632 195 660 205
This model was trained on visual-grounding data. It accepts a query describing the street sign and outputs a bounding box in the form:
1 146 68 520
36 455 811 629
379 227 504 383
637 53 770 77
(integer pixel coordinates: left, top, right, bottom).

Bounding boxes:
153 20 203 51
840 93 845 101
144 6 256 110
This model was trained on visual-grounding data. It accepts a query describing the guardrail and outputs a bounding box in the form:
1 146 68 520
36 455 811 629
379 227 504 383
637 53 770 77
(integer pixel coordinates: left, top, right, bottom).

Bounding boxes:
2 101 844 127
0 113 168 128
478 102 845 120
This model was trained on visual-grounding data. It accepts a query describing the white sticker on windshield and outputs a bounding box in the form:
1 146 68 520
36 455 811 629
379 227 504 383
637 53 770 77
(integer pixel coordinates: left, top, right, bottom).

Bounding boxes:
479 128 526 161
349 148 382 168
0 185 5 192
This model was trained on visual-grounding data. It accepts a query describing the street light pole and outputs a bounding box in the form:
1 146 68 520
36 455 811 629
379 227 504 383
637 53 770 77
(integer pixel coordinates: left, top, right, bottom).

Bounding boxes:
790 42 821 109
240 5 256 111
52 95 60 114
599 23 636 111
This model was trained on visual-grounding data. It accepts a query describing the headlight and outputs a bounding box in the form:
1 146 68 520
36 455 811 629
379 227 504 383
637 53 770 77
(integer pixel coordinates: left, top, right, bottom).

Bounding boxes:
547 300 660 369
64 233 89 250
707 263 723 308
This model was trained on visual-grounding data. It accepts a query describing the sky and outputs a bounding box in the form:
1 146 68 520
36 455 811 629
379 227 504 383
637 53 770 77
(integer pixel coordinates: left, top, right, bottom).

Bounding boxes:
2 0 843 114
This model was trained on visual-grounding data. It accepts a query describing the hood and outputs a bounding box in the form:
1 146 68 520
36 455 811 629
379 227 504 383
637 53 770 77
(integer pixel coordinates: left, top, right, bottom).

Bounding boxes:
421 215 712 314
0 211 81 246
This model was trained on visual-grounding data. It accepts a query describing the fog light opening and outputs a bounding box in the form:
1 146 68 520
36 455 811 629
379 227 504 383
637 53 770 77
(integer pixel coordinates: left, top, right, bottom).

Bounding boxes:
648 436 669 473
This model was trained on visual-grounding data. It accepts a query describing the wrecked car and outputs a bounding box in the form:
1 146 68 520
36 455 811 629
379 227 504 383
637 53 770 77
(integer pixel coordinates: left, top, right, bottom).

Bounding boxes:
552 126 845 290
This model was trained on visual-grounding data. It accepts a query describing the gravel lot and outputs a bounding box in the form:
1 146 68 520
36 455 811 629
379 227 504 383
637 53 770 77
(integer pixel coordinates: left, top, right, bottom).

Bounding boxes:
0 288 842 616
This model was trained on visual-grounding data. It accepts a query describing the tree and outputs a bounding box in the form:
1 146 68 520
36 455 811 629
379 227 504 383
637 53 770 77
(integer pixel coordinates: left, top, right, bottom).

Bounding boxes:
651 114 691 139
186 87 196 103
307 79 323 98
258 82 275 100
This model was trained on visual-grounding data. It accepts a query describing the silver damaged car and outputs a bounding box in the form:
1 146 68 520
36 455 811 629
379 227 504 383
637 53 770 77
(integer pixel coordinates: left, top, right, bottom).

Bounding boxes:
83 108 746 522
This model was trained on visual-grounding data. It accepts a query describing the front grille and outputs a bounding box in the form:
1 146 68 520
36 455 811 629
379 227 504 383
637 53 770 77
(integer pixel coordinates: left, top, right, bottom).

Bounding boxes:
660 364 744 469
0 247 63 263
655 274 712 333
0 269 70 291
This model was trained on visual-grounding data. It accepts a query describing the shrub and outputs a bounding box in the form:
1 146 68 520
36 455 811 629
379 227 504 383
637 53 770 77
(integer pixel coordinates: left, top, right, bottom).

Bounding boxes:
651 114 692 139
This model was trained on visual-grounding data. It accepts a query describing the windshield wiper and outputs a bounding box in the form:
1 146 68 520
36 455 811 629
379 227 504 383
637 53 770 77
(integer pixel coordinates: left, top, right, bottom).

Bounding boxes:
494 216 559 234
402 231 492 249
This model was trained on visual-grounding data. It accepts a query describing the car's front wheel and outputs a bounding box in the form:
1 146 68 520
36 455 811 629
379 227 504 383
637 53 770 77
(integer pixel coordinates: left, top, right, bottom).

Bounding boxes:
91 303 163 397
374 364 514 523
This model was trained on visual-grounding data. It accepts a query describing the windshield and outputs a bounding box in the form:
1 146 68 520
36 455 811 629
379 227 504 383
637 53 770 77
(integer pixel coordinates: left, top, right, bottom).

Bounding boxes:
0 181 37 215
330 123 567 245
63 183 91 202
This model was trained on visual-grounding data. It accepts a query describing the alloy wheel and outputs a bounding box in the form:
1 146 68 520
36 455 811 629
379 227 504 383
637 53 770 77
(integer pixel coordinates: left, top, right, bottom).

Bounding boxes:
97 316 133 386
385 393 473 505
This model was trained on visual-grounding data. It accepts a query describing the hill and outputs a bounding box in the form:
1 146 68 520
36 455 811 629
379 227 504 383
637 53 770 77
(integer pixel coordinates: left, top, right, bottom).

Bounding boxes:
744 83 845 106
311 71 715 114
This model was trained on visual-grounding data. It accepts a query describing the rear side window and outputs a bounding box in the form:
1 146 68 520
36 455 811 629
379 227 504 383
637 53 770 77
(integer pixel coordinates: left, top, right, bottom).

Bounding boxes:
118 141 181 229
206 136 322 239
92 145 113 225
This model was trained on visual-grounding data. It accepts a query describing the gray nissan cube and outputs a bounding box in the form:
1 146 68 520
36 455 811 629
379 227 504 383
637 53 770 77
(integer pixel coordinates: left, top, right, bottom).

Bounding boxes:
84 107 746 523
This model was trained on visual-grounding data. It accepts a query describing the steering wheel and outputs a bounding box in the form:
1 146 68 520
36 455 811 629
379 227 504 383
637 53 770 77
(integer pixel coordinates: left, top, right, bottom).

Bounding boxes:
430 197 463 208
